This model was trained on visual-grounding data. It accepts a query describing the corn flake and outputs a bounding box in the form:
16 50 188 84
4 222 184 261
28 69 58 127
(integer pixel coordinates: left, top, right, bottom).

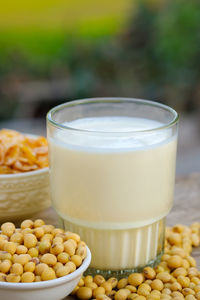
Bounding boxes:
0 129 48 174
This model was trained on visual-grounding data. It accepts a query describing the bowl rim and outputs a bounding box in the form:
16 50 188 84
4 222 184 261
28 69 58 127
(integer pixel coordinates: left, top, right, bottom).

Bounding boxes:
0 167 49 179
0 246 91 290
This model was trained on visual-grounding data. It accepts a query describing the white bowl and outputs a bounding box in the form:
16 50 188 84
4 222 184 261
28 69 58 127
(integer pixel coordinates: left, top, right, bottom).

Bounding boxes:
0 167 50 221
0 246 91 300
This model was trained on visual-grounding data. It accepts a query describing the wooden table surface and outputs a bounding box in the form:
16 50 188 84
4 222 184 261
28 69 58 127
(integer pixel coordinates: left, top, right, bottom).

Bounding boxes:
12 173 200 299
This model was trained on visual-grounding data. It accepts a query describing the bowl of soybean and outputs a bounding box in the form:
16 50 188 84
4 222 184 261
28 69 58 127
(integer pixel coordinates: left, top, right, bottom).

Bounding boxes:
0 245 91 300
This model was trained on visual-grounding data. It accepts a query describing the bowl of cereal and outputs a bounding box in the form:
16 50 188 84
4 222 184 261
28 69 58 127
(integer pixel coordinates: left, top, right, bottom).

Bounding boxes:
0 219 91 300
0 129 50 221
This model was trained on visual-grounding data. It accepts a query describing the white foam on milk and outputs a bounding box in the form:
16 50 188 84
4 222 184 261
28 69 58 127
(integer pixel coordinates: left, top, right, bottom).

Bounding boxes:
53 117 173 151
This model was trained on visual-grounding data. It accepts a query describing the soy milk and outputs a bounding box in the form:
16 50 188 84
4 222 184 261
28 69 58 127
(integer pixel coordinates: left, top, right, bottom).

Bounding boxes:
49 117 177 270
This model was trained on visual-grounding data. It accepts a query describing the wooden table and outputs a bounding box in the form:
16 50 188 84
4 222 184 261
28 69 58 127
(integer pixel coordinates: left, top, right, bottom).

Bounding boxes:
12 173 200 299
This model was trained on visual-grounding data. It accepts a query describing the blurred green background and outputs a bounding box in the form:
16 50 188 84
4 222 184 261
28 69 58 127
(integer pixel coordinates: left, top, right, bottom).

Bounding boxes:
0 0 200 120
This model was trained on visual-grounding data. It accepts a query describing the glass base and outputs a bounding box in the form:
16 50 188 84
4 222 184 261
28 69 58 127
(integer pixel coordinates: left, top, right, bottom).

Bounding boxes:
58 215 165 279
84 251 163 279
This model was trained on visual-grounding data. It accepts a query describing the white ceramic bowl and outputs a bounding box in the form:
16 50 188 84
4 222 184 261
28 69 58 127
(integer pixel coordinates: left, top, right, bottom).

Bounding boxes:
0 167 50 221
0 246 91 300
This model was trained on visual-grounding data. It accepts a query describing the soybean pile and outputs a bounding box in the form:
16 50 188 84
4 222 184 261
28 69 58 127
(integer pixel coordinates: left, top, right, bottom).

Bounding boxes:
1 220 200 299
0 219 87 282
72 223 200 300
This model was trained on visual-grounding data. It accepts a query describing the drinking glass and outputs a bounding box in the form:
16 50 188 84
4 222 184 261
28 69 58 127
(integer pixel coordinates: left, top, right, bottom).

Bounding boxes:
47 98 179 277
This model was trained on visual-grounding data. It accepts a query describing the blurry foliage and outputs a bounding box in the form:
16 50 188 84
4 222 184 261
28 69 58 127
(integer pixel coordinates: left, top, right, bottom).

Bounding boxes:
117 0 200 109
0 0 200 119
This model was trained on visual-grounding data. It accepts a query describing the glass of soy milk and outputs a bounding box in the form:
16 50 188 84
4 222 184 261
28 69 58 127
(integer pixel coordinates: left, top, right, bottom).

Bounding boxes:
47 98 178 276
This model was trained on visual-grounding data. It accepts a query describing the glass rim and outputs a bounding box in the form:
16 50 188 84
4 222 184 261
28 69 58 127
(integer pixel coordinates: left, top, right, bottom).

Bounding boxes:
46 97 179 134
